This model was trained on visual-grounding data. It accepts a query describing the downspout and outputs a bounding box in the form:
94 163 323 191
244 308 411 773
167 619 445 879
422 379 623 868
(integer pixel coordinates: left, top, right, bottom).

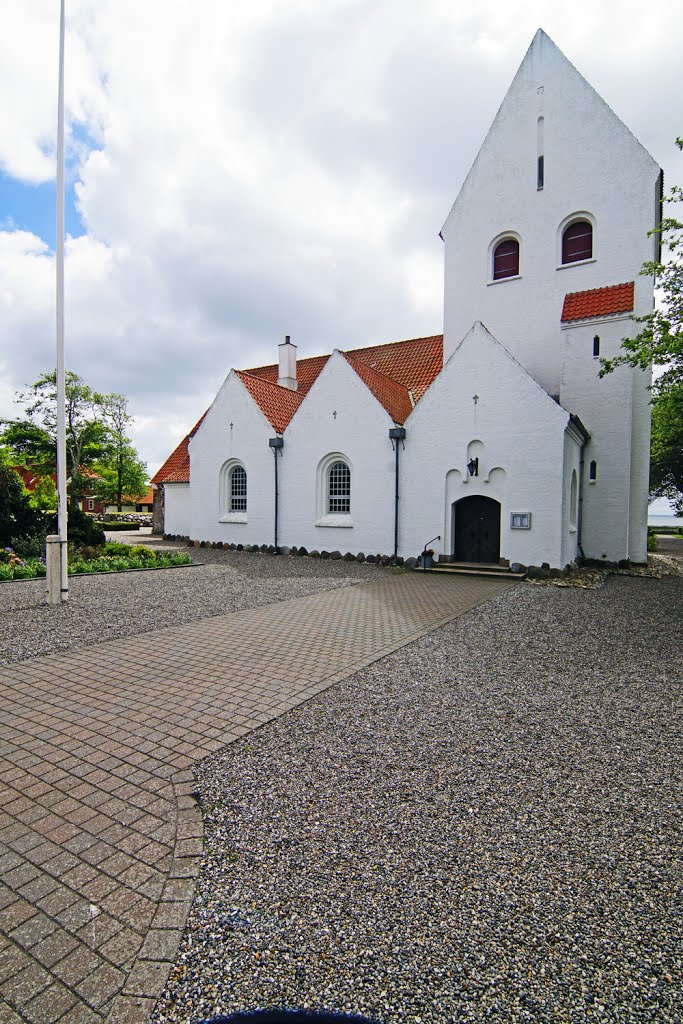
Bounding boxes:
269 436 284 553
577 446 589 565
389 427 406 564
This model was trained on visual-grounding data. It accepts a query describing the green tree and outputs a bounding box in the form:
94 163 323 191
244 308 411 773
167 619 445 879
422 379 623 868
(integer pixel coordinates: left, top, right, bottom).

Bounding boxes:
600 137 683 508
28 476 58 513
0 466 47 550
650 383 683 513
0 371 108 505
94 393 147 511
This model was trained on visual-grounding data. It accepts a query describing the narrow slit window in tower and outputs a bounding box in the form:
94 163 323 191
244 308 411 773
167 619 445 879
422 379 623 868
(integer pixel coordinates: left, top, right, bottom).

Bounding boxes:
537 116 544 190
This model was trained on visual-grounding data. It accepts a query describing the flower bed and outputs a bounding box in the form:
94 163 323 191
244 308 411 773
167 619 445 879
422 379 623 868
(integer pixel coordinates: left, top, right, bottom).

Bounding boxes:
0 542 192 581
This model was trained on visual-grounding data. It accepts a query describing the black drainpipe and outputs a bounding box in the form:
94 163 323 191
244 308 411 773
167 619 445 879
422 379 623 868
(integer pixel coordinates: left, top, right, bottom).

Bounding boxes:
269 436 284 553
389 427 406 563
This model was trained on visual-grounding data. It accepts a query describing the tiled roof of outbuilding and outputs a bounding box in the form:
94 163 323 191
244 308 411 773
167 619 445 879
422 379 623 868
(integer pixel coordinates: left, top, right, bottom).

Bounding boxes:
561 282 635 322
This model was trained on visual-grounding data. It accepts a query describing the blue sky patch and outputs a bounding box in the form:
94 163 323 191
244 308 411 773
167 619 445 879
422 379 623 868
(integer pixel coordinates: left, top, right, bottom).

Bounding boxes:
0 172 85 249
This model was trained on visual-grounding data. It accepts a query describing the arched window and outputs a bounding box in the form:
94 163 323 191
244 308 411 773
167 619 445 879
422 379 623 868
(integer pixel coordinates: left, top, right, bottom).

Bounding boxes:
229 465 247 512
493 238 520 280
328 461 350 514
562 220 593 264
219 459 248 521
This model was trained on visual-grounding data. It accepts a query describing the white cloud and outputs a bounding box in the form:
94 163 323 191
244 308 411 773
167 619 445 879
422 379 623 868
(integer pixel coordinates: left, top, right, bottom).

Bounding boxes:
1 0 682 475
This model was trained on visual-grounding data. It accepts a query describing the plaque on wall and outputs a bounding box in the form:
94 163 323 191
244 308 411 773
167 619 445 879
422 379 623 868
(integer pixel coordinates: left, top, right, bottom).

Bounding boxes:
510 512 531 529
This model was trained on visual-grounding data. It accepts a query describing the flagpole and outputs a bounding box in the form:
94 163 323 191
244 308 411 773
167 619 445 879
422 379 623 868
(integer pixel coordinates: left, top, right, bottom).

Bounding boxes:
54 0 69 602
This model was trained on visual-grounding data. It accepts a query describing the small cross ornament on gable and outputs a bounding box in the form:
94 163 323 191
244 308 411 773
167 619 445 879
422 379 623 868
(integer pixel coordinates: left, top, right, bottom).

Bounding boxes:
472 394 479 405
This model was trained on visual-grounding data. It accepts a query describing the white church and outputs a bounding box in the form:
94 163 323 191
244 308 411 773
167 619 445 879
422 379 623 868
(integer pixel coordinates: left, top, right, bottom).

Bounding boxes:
152 30 661 570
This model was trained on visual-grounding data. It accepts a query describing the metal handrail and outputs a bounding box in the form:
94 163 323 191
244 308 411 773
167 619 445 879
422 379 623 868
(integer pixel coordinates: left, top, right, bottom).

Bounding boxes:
420 534 440 571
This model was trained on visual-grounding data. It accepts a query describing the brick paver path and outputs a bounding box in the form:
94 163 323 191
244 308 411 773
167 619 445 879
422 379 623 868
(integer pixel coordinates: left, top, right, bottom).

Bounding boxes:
1 571 515 1024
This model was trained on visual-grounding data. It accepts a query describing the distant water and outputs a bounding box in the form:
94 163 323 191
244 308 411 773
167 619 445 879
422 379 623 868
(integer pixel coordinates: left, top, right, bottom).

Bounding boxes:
648 515 682 528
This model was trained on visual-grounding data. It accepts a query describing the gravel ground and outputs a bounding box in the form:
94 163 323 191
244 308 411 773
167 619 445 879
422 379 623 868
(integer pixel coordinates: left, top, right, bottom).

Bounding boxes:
152 574 682 1024
0 535 377 665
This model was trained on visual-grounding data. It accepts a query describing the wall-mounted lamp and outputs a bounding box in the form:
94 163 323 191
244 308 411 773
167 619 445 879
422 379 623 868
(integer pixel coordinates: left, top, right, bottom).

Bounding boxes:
467 457 479 477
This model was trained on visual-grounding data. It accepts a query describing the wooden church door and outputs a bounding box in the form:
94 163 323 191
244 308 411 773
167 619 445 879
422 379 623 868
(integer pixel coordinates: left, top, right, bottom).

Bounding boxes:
453 495 501 563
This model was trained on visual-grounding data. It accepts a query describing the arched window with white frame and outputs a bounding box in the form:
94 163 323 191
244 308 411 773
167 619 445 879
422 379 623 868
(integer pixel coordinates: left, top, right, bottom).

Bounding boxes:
316 453 353 527
488 231 521 283
559 214 595 265
493 238 520 280
219 459 248 522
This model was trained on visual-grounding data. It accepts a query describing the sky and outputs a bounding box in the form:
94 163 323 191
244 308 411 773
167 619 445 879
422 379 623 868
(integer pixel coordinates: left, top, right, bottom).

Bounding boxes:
1 0 682 487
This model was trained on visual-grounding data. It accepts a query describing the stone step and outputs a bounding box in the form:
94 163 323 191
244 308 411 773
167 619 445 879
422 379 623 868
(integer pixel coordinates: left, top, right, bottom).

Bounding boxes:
416 564 526 580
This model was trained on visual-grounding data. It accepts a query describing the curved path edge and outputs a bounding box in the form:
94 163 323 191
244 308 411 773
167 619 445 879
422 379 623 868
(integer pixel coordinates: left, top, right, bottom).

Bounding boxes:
0 572 515 1024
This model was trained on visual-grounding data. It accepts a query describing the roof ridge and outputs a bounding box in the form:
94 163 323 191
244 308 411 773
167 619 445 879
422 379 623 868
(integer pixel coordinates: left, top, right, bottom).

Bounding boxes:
236 369 305 395
564 280 635 298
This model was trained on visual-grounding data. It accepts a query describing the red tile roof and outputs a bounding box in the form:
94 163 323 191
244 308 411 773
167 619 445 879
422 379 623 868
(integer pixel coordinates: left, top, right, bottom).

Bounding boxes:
153 335 444 483
240 353 331 397
235 371 305 434
343 353 413 424
561 282 635 322
347 334 443 401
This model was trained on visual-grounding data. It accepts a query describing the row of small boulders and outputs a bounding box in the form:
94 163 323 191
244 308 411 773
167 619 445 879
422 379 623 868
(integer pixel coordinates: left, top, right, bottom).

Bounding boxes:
165 535 421 567
101 513 153 525
511 562 567 580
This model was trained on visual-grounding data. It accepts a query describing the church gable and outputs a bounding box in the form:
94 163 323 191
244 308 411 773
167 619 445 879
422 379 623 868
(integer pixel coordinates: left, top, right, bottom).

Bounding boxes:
412 321 569 433
442 29 659 240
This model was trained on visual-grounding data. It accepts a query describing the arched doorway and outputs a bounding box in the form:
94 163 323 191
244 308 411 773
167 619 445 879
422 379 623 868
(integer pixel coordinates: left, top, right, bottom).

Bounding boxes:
453 495 501 563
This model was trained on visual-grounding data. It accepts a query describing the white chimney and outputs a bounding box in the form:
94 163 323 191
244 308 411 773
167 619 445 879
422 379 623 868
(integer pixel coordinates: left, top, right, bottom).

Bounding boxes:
278 335 298 390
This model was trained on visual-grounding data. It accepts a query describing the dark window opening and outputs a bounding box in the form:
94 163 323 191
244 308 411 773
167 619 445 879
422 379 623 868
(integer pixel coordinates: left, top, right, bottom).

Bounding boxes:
593 335 600 357
589 460 597 482
537 155 544 190
493 238 519 280
562 220 593 263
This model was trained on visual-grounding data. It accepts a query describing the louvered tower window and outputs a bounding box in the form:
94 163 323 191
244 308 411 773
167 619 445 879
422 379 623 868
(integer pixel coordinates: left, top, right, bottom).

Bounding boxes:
562 220 593 263
493 239 519 280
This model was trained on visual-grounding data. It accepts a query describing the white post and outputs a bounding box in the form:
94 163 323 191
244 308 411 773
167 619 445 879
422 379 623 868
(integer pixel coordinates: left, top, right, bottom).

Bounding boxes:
46 535 62 605
51 0 69 604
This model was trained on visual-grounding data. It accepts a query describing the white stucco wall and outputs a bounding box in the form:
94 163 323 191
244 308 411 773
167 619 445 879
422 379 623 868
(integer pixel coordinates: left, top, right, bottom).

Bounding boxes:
559 314 649 562
441 30 659 398
188 372 276 546
401 323 571 567
163 483 191 537
279 352 397 555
